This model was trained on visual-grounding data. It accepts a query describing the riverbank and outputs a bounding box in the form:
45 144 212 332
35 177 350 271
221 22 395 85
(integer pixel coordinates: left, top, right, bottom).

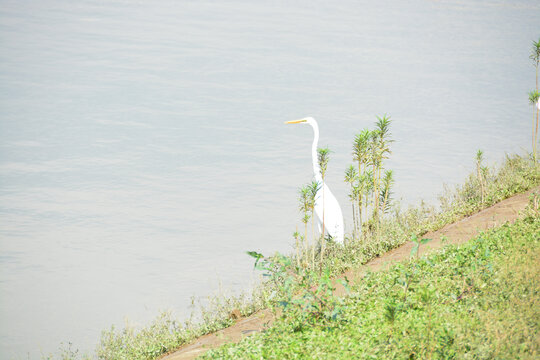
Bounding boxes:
162 185 539 360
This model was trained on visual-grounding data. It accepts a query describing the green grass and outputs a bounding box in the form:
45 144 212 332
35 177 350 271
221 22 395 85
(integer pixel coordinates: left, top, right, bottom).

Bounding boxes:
203 215 540 359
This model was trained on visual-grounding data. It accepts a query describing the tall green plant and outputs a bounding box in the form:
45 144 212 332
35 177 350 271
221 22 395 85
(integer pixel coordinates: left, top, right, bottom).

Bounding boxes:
374 115 393 217
317 147 330 178
347 116 395 237
293 228 301 268
362 167 374 226
380 169 394 214
353 129 371 174
353 129 371 227
530 37 540 89
344 165 359 237
307 180 319 269
475 150 486 203
357 172 369 229
369 129 381 218
317 147 330 264
298 185 311 264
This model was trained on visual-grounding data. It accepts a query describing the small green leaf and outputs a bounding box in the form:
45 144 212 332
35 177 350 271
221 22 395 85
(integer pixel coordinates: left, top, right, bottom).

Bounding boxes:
246 251 264 268
410 243 419 257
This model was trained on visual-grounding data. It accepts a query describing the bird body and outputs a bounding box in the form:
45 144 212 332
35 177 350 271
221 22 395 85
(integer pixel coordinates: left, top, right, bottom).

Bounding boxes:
286 117 344 243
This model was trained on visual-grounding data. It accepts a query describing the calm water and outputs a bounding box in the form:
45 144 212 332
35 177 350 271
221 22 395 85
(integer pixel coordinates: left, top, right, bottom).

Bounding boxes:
1 0 538 357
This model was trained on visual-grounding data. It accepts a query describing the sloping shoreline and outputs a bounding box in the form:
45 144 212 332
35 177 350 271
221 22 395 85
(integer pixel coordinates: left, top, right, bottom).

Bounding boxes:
162 186 539 360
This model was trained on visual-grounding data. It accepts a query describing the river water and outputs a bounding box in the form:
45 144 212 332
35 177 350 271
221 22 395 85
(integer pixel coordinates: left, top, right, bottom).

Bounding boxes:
1 0 538 358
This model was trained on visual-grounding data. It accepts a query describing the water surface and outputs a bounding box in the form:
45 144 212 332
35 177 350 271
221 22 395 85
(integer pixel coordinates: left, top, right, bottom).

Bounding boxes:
1 0 538 357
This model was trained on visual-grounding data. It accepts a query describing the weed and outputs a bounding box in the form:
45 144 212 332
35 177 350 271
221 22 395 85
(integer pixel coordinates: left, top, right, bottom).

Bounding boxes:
41 343 92 360
246 251 349 331
410 234 432 260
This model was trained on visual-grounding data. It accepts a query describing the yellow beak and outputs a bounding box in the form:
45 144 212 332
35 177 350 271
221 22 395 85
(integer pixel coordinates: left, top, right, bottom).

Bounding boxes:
284 119 307 124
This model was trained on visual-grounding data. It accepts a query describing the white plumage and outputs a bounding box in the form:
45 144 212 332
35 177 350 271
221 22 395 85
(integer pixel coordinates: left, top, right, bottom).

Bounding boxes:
285 117 344 243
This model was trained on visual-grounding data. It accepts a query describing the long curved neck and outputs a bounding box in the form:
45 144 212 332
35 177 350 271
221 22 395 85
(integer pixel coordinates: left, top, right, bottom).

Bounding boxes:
310 121 322 182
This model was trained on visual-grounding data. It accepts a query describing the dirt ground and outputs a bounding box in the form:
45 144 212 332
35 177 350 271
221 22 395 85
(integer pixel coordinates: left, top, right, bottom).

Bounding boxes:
161 187 538 360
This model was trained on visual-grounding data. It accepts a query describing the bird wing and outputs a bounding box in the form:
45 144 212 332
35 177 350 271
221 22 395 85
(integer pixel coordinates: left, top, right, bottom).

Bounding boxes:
314 182 344 243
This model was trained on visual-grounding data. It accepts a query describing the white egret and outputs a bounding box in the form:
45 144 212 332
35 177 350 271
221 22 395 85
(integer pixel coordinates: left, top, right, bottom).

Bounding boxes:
285 117 344 244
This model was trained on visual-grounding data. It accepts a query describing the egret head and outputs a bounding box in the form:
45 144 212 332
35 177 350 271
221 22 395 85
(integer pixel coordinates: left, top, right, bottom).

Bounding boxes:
284 117 315 126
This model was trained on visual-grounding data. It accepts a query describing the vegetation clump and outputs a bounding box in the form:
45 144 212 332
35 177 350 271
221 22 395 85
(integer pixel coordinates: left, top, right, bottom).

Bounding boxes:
348 115 394 234
247 252 350 332
95 287 273 360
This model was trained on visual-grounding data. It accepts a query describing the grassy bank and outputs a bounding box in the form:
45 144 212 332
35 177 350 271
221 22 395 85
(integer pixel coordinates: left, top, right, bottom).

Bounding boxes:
44 153 539 360
318 153 539 278
204 215 540 359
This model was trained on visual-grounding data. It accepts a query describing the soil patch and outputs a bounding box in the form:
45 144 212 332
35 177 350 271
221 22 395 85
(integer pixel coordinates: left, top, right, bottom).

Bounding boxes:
161 187 538 360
